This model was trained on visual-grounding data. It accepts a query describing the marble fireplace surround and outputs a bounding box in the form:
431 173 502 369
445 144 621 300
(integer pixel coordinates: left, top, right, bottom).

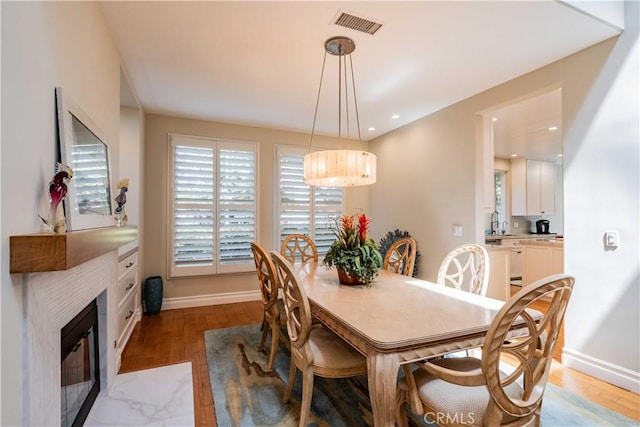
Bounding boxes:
15 226 137 426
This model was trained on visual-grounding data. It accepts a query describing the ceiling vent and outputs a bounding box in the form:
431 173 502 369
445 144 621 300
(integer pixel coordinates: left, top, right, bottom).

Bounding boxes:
333 11 382 35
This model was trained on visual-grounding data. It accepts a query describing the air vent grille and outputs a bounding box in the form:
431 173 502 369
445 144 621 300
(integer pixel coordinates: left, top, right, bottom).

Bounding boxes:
334 12 382 35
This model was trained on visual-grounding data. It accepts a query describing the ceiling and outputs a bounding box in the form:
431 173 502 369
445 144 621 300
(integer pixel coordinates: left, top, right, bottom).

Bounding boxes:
492 89 563 163
101 1 619 142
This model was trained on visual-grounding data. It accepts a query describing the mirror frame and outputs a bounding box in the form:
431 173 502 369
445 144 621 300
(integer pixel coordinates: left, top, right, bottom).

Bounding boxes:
55 87 114 231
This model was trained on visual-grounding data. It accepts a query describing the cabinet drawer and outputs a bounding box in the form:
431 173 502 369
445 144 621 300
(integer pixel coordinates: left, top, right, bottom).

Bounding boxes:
118 251 138 279
117 268 137 308
500 239 522 247
118 291 137 341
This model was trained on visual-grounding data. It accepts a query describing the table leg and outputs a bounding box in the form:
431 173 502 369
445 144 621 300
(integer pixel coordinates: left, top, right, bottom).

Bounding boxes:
367 351 400 426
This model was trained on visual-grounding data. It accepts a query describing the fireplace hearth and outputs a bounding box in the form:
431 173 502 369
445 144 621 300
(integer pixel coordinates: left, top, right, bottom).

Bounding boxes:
61 300 100 427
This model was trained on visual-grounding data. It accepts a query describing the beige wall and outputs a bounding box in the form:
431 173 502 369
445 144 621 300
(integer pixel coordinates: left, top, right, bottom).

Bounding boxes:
369 2 639 387
1 2 122 424
143 114 369 299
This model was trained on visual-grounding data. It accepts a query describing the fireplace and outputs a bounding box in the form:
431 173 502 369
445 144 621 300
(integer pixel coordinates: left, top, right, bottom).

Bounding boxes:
61 299 100 427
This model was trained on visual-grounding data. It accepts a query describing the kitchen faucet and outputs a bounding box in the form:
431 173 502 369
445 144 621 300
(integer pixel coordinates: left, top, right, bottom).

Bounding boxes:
490 210 500 235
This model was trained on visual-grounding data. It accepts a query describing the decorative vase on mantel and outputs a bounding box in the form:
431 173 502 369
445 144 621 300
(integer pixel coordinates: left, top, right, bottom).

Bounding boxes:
337 267 364 286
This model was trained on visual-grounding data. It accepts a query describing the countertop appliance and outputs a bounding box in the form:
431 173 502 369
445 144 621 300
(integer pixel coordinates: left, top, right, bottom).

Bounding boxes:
535 219 550 234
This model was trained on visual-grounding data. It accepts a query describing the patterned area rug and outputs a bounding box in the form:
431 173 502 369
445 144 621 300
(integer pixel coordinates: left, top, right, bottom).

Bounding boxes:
205 324 638 427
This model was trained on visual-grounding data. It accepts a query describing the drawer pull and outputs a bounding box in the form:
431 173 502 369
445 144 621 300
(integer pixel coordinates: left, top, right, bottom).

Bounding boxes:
125 283 135 291
125 310 134 320
125 262 134 269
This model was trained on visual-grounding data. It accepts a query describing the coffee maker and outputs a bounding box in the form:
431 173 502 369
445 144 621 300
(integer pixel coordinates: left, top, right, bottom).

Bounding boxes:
535 219 550 234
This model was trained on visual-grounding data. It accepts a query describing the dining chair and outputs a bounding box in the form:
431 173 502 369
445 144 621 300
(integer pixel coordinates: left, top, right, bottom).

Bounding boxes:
383 237 417 277
437 243 490 296
270 251 368 427
250 242 287 371
280 234 318 264
396 274 575 427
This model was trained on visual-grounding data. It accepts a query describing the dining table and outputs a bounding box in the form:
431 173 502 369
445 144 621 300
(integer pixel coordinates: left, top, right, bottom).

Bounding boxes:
292 262 521 427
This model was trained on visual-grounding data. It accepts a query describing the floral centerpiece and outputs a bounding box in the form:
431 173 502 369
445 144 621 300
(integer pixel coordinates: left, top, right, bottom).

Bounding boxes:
322 213 383 285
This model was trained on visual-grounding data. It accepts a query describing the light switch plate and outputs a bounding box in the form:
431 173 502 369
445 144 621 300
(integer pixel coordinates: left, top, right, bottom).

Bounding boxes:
453 225 462 237
604 231 619 249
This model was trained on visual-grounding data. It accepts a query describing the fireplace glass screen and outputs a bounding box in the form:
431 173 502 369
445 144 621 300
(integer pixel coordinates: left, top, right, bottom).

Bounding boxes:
61 300 100 427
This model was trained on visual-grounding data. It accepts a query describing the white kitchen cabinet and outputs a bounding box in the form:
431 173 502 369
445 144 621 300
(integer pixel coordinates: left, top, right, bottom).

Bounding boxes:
522 242 564 287
511 158 556 215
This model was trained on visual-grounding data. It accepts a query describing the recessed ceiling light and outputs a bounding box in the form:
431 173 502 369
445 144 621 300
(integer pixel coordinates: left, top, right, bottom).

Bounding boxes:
548 126 558 131
511 154 518 157
557 154 564 157
492 117 498 122
391 114 399 119
368 127 375 131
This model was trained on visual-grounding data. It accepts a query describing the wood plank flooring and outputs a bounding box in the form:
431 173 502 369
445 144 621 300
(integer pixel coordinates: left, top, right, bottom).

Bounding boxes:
120 301 640 425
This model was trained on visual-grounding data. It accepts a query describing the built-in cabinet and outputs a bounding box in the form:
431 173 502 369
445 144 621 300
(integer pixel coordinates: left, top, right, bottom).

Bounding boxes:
522 242 564 286
116 247 140 370
511 158 556 215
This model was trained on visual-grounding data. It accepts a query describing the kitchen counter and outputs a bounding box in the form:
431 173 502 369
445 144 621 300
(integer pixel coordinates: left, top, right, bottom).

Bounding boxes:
519 239 563 248
485 233 557 241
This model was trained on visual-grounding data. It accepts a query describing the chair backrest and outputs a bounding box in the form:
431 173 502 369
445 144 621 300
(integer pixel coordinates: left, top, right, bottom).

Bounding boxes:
383 237 417 277
436 243 489 295
481 274 574 422
250 242 279 311
280 234 318 263
270 251 313 355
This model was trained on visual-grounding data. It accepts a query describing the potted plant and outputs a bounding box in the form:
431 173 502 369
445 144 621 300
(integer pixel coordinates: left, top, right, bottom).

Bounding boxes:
323 213 383 285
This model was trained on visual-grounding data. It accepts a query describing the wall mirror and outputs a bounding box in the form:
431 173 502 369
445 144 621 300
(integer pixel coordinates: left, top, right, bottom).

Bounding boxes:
56 87 113 230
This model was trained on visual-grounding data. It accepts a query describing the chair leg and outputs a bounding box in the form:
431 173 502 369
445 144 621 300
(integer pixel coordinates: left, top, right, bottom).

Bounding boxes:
267 318 279 371
257 317 268 352
395 390 410 427
298 367 314 427
282 358 297 404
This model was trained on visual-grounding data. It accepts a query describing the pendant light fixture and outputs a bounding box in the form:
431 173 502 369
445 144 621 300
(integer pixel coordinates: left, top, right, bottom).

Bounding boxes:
303 36 377 187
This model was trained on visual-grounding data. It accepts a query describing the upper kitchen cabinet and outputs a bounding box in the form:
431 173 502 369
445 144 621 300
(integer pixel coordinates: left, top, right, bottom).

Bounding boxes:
511 158 555 216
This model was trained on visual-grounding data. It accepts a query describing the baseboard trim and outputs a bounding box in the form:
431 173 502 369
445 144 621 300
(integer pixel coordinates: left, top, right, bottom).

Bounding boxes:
562 347 640 393
161 290 261 310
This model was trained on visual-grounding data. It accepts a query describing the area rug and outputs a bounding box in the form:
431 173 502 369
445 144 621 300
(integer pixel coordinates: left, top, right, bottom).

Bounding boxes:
205 324 638 426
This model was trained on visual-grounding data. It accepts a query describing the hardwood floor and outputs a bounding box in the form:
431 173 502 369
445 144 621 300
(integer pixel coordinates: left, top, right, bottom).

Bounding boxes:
120 301 640 425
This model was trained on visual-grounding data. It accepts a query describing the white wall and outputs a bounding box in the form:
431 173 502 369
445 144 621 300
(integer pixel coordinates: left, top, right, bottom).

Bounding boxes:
370 2 638 390
562 1 639 391
1 2 122 423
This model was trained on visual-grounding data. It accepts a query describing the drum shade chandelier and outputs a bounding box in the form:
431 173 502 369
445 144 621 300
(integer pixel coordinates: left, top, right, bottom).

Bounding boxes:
303 36 377 187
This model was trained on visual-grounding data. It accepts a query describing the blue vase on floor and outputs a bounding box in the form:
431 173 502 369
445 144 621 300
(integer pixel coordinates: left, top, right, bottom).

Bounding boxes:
144 276 163 315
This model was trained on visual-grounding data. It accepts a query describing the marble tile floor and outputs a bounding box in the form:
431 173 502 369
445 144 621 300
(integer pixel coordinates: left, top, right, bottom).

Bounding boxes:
85 362 194 426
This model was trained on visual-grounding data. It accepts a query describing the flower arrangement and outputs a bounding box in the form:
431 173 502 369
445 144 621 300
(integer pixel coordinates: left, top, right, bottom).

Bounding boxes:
322 212 383 285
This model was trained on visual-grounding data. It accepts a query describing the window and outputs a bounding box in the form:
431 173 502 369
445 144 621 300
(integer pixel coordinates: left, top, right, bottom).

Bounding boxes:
169 134 257 277
275 145 343 256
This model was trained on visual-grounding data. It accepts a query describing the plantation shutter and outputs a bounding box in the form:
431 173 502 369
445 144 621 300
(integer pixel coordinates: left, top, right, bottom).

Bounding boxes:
218 146 256 269
71 117 112 216
276 146 343 256
169 135 257 277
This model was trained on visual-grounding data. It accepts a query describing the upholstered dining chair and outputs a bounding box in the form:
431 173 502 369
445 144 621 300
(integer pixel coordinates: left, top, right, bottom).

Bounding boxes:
250 242 287 371
270 251 368 427
280 234 318 264
396 274 575 427
383 237 417 277
437 243 490 296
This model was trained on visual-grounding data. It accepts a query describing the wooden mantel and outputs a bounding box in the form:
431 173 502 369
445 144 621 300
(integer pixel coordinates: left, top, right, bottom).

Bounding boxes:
10 226 137 274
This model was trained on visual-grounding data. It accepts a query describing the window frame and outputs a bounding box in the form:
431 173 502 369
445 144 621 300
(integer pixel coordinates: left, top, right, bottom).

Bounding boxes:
274 144 344 256
168 133 258 278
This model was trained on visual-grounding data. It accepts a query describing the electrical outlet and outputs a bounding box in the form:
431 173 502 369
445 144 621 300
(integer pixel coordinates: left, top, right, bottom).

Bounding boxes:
513 222 519 229
452 225 462 237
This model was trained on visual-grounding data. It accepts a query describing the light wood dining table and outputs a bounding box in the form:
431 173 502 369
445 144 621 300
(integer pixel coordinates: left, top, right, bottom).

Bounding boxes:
292 262 513 427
